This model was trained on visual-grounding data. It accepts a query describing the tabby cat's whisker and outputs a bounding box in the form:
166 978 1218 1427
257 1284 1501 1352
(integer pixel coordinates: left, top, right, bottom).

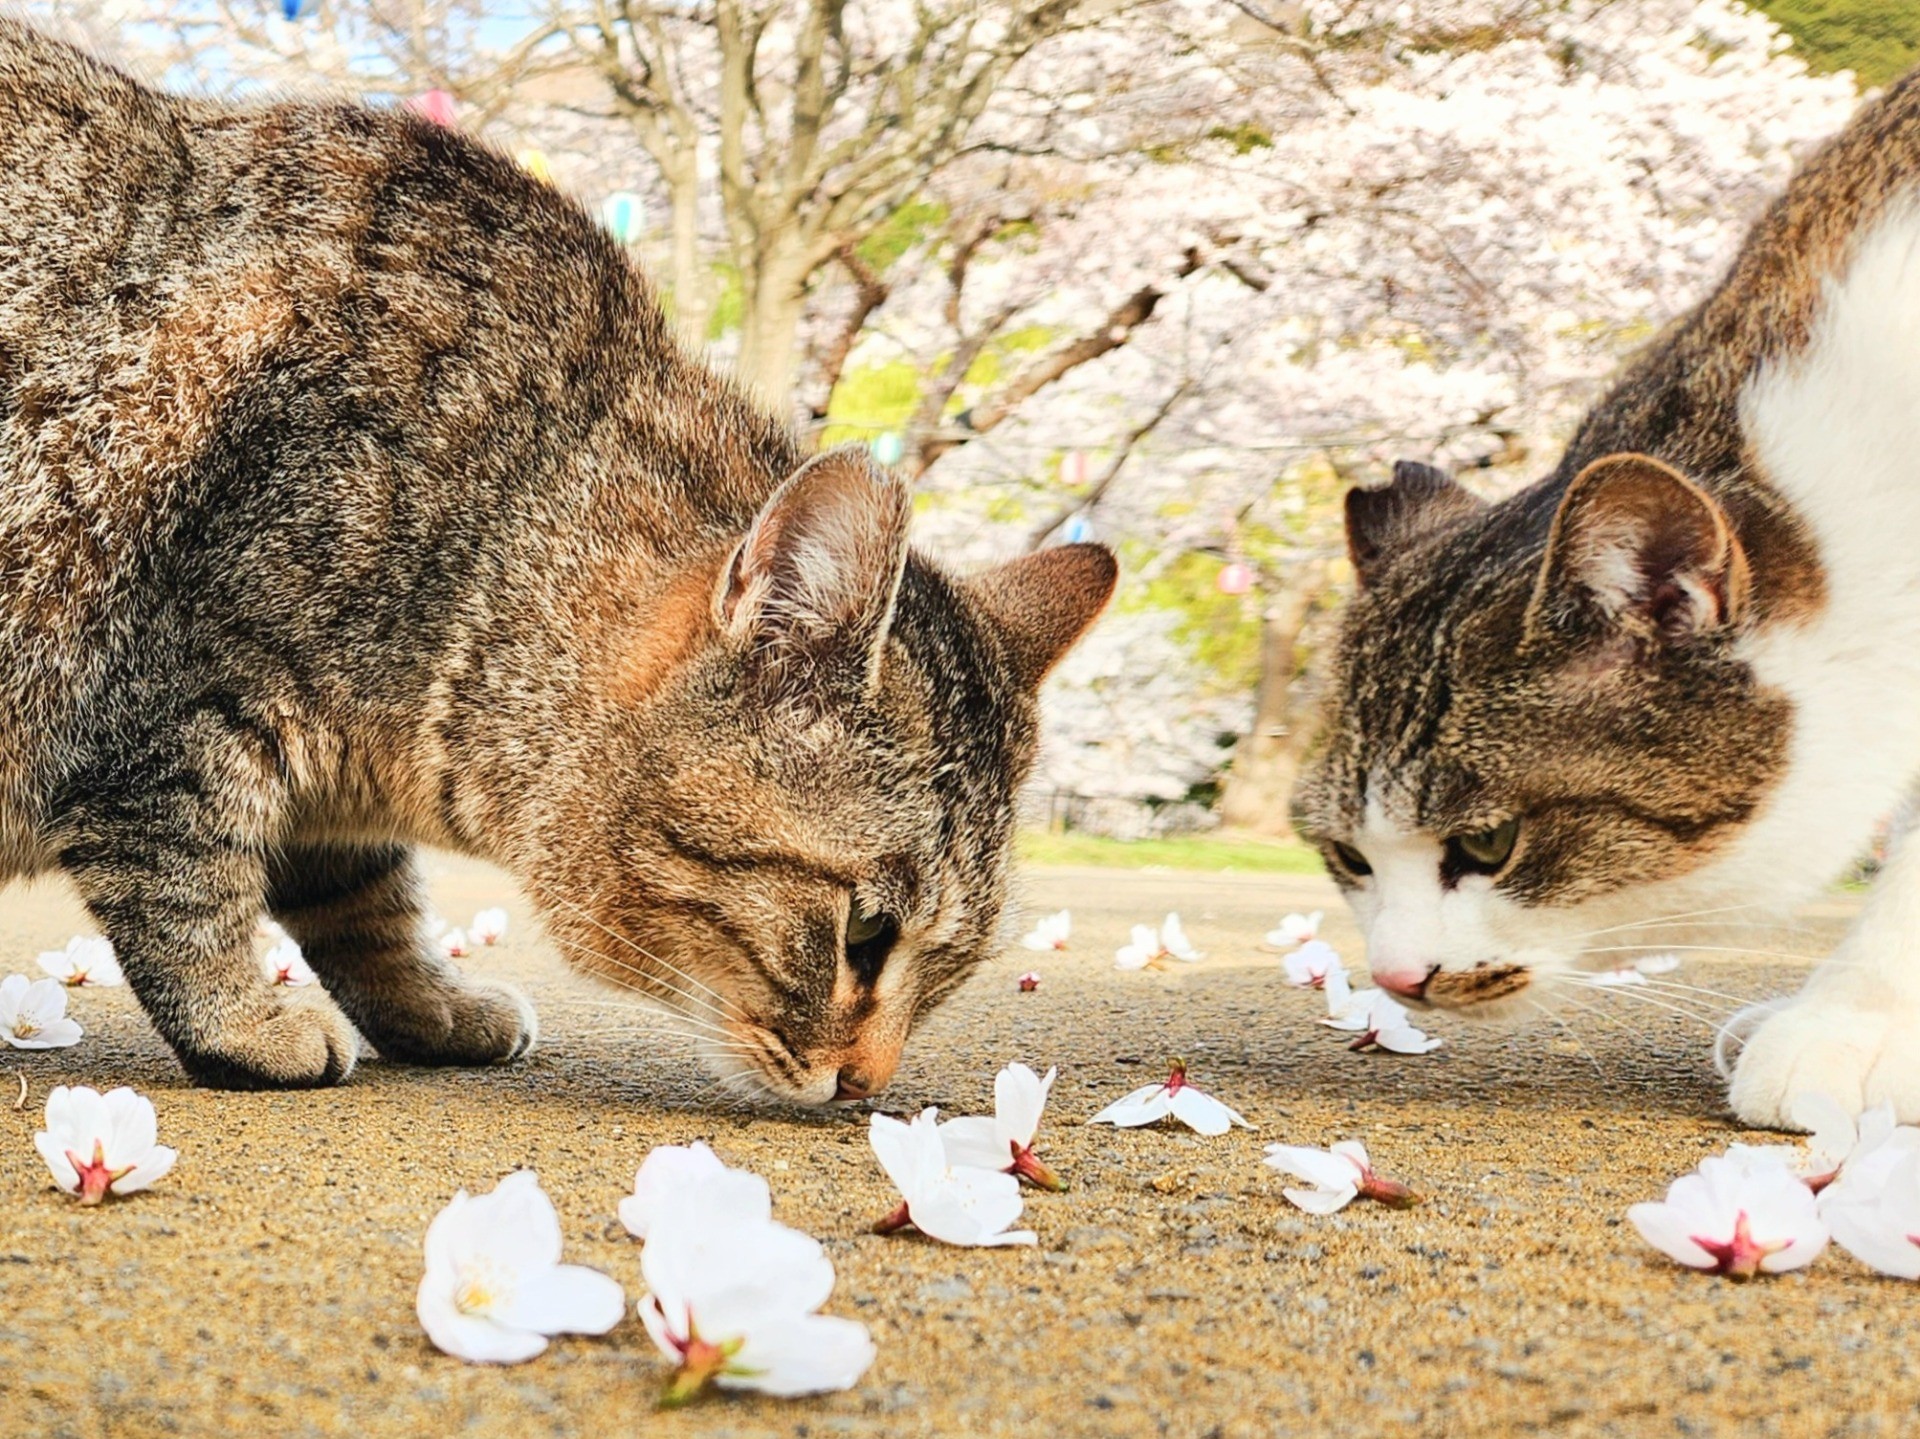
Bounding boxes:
1573 942 1823 964
546 895 742 1014
1555 903 1801 944
1631 976 1767 1007
1526 996 1605 1077
542 930 739 1033
1572 980 1748 1043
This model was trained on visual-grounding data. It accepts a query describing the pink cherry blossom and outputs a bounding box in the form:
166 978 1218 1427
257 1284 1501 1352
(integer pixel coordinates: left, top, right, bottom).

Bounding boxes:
35 937 121 987
1088 1059 1250 1137
1264 1140 1419 1213
1628 1156 1827 1279
35 1085 176 1205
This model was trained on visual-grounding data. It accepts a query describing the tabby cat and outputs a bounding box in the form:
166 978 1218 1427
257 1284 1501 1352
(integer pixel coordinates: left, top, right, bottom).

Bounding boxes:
0 23 1115 1099
1295 66 1920 1128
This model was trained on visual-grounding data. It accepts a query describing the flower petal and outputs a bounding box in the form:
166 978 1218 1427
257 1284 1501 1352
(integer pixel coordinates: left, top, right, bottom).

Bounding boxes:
1087 1086 1171 1128
1282 1184 1357 1215
417 1281 548 1364
1264 1145 1361 1190
34 1130 79 1193
499 1264 627 1337
720 1314 877 1397
938 1115 1011 1172
1168 1086 1249 1137
110 1145 177 1196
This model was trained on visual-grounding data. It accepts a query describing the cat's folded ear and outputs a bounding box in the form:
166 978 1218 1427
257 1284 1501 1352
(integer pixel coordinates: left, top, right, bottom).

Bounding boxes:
1346 460 1484 586
1525 452 1749 647
965 544 1119 690
717 445 911 697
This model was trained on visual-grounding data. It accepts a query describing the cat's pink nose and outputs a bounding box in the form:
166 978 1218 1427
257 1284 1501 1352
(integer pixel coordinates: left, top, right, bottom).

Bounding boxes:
1373 966 1435 999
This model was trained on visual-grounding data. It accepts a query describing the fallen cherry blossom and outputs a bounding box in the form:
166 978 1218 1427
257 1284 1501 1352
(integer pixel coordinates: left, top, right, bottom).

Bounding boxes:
263 936 316 987
1321 970 1442 1054
1115 913 1200 971
417 1171 626 1364
35 1085 176 1205
1819 1138 1920 1278
1017 971 1041 993
940 1064 1066 1191
1020 910 1071 952
1634 953 1681 975
1088 1059 1250 1137
619 1142 755 1241
440 928 471 959
1264 1140 1419 1213
1283 940 1345 990
1265 911 1323 947
1627 1155 1827 1279
471 908 510 946
35 937 121 988
869 1111 1036 1247
1727 1093 1901 1192
637 1151 874 1405
1588 967 1648 987
0 975 83 1050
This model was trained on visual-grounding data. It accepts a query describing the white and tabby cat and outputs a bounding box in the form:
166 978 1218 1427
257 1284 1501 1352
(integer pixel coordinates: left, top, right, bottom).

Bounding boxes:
1294 68 1920 1128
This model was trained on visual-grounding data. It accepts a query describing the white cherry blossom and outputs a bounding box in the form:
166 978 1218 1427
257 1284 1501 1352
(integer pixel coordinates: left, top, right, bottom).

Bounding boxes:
0 975 83 1050
1727 1094 1902 1192
639 1154 874 1405
1265 911 1323 947
1320 971 1442 1054
417 1171 626 1364
35 936 121 987
869 1110 1037 1247
1819 1139 1920 1279
1088 1059 1250 1137
1627 1155 1827 1279
619 1142 753 1240
35 1085 176 1205
1020 910 1071 952
1114 913 1200 971
939 1064 1066 1191
262 936 316 987
440 928 471 959
471 908 510 946
1283 940 1345 990
1264 1140 1418 1214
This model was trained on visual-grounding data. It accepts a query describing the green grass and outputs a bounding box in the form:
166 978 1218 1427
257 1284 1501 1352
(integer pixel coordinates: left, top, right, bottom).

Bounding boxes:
1014 829 1324 874
1760 0 1919 87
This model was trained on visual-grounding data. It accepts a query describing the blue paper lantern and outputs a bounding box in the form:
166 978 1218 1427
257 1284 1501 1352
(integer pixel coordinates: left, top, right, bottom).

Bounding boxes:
281 0 304 17
1062 513 1093 544
602 191 646 245
871 432 906 466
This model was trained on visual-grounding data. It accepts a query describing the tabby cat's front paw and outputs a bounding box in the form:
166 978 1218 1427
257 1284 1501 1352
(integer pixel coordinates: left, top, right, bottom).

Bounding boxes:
1727 992 1920 1127
178 997 360 1090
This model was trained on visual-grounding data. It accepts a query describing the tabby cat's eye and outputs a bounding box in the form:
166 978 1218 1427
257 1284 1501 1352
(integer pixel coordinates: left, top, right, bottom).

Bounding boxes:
1329 841 1372 878
844 902 899 982
1447 818 1520 876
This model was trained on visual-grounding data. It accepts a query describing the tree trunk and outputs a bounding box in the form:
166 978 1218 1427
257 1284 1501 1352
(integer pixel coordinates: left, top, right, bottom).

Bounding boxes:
736 245 810 412
663 153 709 349
1219 562 1328 838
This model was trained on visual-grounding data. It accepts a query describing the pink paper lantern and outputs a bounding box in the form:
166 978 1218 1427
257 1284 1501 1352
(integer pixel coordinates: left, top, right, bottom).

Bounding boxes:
408 90 458 128
1060 450 1089 486
1216 560 1254 595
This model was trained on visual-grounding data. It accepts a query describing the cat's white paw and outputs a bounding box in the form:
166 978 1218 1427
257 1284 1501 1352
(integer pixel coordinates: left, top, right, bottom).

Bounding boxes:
1727 991 1920 1128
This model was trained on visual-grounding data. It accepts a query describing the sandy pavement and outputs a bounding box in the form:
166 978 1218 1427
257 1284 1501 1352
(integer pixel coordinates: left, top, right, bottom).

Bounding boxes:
0 856 1904 1439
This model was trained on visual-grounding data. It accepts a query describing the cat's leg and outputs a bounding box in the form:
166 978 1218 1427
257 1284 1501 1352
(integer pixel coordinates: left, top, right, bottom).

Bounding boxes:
60 714 359 1089
266 841 536 1067
1728 833 1920 1126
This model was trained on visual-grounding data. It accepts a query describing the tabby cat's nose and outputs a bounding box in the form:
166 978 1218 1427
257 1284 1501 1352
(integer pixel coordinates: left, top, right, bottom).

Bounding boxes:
1374 965 1435 999
834 1070 878 1102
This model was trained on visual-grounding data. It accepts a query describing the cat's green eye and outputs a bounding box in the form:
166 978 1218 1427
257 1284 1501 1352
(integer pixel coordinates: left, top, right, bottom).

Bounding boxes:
844 902 898 982
1447 818 1520 875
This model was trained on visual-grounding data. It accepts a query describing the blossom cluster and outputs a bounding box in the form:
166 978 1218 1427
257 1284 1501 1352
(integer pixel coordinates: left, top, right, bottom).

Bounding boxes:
1266 912 1442 1056
1630 1095 1920 1280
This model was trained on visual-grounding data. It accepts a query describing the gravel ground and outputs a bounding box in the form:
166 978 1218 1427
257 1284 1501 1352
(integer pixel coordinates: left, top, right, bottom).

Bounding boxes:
0 856 1901 1439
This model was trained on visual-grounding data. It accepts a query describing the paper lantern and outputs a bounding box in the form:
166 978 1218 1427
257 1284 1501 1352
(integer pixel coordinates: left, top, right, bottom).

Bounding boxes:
602 191 646 245
516 148 552 183
408 90 457 128
281 0 305 18
1061 450 1089 486
1216 560 1254 595
871 432 906 466
1062 514 1094 544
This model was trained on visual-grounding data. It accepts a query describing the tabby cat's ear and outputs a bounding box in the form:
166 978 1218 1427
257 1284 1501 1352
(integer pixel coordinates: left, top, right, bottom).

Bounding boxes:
1526 452 1748 645
966 543 1119 690
1345 460 1483 586
719 446 911 696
